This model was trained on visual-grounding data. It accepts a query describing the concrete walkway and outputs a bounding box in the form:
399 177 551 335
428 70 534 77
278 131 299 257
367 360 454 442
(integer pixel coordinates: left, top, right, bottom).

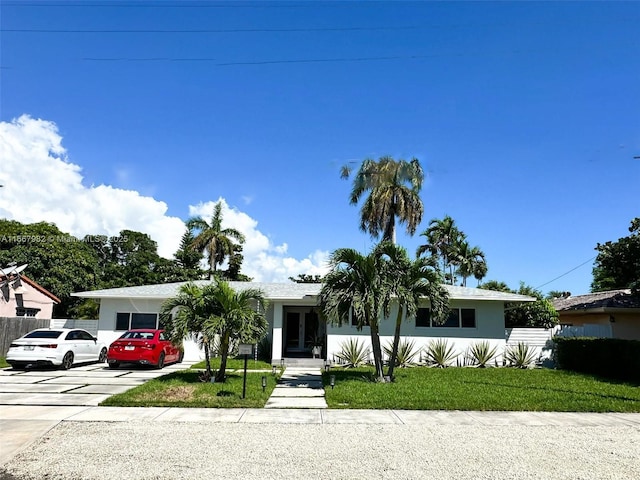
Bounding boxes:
265 367 328 408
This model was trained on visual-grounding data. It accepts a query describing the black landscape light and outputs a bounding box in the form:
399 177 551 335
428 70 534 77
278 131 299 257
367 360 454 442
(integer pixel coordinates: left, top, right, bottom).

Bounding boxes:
324 360 330 372
330 375 335 390
262 376 267 392
272 365 277 375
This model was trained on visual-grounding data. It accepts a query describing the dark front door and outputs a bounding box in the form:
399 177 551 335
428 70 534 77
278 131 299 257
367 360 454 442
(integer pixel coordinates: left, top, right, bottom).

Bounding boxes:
286 312 301 351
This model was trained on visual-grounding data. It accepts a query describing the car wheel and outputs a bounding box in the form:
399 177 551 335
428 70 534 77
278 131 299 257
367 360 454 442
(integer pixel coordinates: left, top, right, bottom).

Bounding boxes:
61 352 74 370
98 348 107 363
177 351 184 363
157 352 165 369
108 362 120 369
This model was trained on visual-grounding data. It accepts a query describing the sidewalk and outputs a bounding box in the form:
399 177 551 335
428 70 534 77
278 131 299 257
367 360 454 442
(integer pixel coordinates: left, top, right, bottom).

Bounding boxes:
265 367 328 409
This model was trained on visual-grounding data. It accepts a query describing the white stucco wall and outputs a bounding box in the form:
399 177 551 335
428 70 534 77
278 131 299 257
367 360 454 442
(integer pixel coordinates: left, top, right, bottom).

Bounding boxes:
325 300 507 364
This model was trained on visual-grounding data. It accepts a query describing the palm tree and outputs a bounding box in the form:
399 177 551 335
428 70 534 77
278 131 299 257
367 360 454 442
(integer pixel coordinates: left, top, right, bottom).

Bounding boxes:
376 242 448 379
453 241 487 287
187 201 245 280
319 248 391 382
341 156 424 243
160 282 218 380
417 215 465 284
205 281 268 383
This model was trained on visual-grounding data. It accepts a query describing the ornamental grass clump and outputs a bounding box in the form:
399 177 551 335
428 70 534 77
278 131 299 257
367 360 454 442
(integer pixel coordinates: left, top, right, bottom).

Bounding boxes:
466 340 499 368
335 338 370 368
505 342 538 368
383 339 419 368
424 339 458 368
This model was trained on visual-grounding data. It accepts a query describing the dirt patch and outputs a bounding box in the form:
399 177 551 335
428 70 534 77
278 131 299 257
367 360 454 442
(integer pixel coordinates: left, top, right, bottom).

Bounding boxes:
139 385 196 402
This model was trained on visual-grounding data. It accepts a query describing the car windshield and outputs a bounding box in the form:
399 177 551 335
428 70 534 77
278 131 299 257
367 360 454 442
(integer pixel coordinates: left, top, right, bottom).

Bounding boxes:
120 331 155 340
24 330 63 339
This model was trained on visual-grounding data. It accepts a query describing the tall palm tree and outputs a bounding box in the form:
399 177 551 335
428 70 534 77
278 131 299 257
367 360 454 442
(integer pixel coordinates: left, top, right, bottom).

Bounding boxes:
453 241 487 287
319 247 391 382
375 242 448 379
417 215 465 284
341 156 424 243
205 281 268 383
187 201 245 280
160 282 219 380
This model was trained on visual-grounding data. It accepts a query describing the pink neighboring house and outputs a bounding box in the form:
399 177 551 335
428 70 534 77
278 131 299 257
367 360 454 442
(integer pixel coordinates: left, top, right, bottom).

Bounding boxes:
0 275 61 318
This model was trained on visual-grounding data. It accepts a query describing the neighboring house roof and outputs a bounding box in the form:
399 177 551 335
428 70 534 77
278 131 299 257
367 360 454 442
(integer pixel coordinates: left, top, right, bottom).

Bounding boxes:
552 289 640 312
0 275 61 304
72 281 535 303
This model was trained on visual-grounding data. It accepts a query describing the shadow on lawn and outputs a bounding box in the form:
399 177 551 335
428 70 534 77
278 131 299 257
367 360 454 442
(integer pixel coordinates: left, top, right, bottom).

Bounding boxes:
460 375 640 403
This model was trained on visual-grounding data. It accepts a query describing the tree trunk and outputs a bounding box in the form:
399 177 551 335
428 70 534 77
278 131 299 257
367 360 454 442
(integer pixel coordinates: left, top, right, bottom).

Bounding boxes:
203 340 213 380
368 320 386 382
386 305 404 380
215 330 231 383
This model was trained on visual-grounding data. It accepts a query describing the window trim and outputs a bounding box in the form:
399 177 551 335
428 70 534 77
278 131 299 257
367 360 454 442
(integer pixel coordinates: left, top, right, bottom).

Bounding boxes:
115 312 159 331
414 307 477 329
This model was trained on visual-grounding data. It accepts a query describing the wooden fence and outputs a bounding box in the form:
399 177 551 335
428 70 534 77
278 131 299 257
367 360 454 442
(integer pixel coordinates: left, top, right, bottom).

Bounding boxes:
0 317 50 356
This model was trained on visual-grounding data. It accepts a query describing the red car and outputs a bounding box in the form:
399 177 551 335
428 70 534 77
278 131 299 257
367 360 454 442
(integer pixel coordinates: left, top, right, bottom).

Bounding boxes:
107 329 183 369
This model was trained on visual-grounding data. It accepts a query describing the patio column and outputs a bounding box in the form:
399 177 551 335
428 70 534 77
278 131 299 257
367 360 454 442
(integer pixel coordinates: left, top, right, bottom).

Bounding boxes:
271 302 283 363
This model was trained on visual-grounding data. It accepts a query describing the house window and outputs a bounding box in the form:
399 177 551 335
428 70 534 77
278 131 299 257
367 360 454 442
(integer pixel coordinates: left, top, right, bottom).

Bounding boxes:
461 309 476 328
431 308 477 328
16 307 40 317
115 312 159 330
416 308 431 327
434 309 461 328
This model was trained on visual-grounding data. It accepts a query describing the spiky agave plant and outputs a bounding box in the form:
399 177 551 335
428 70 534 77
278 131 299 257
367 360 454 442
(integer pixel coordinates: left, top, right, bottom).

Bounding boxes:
424 339 458 368
505 342 538 368
383 339 419 368
335 338 371 368
466 340 499 368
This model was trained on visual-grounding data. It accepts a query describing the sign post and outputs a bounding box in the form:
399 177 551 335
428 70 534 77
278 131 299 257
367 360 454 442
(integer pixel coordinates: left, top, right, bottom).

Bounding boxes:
238 343 253 399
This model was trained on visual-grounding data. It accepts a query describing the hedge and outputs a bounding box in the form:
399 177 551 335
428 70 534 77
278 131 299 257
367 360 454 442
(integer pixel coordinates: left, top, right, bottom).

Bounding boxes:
554 337 640 382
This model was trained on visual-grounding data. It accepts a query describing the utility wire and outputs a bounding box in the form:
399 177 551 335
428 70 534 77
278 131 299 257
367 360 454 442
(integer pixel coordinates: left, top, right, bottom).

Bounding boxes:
534 256 596 290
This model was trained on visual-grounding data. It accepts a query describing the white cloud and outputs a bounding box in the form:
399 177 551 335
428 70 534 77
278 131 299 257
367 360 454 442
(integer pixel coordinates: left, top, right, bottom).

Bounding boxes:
189 200 329 282
0 115 329 281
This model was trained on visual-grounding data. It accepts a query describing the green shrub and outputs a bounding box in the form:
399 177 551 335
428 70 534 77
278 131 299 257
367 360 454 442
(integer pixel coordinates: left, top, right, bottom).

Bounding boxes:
554 337 640 382
257 337 272 362
424 339 458 368
383 339 419 368
335 338 370 367
466 340 499 368
504 342 537 368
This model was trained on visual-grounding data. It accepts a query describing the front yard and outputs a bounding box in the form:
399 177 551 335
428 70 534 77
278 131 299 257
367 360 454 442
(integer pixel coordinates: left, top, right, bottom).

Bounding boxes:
322 367 640 412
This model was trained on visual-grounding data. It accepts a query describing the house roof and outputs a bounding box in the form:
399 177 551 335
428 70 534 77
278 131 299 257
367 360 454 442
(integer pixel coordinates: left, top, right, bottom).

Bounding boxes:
552 289 640 312
0 275 61 304
72 281 535 303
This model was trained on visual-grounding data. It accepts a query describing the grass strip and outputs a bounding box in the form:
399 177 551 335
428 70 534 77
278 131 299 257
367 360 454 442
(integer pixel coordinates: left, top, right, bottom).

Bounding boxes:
323 367 640 412
102 369 280 408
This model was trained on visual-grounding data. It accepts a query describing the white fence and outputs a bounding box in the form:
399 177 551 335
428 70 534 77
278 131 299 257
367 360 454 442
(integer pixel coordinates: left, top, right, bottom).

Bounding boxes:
49 319 99 336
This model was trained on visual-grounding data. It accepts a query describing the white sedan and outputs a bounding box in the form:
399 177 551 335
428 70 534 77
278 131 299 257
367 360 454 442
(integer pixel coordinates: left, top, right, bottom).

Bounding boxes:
6 328 107 370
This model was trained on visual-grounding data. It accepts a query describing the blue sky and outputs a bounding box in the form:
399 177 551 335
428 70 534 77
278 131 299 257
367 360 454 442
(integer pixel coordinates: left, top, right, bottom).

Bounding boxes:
1 1 639 293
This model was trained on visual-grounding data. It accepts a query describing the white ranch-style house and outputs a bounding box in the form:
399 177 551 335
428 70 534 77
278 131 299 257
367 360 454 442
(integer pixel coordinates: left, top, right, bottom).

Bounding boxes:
73 281 534 364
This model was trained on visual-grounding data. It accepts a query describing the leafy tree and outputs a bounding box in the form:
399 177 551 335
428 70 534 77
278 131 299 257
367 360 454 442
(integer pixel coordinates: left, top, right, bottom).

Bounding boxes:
0 220 100 318
204 280 267 382
319 247 392 382
289 274 324 283
160 282 219 380
219 244 252 282
417 215 464 283
173 227 205 279
453 241 487 287
591 218 640 294
377 242 448 379
187 201 245 280
341 156 424 243
480 281 559 328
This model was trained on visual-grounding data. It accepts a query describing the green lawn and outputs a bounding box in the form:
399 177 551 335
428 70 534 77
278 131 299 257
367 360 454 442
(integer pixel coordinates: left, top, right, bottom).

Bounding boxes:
323 367 640 412
0 357 8 369
191 357 273 371
102 369 279 408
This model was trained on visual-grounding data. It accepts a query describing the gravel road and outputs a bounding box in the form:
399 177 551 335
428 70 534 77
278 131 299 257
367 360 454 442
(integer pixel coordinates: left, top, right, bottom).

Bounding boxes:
1 421 639 479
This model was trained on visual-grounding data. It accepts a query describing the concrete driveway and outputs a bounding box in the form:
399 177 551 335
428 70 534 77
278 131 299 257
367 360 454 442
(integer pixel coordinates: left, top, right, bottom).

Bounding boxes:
0 360 194 406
